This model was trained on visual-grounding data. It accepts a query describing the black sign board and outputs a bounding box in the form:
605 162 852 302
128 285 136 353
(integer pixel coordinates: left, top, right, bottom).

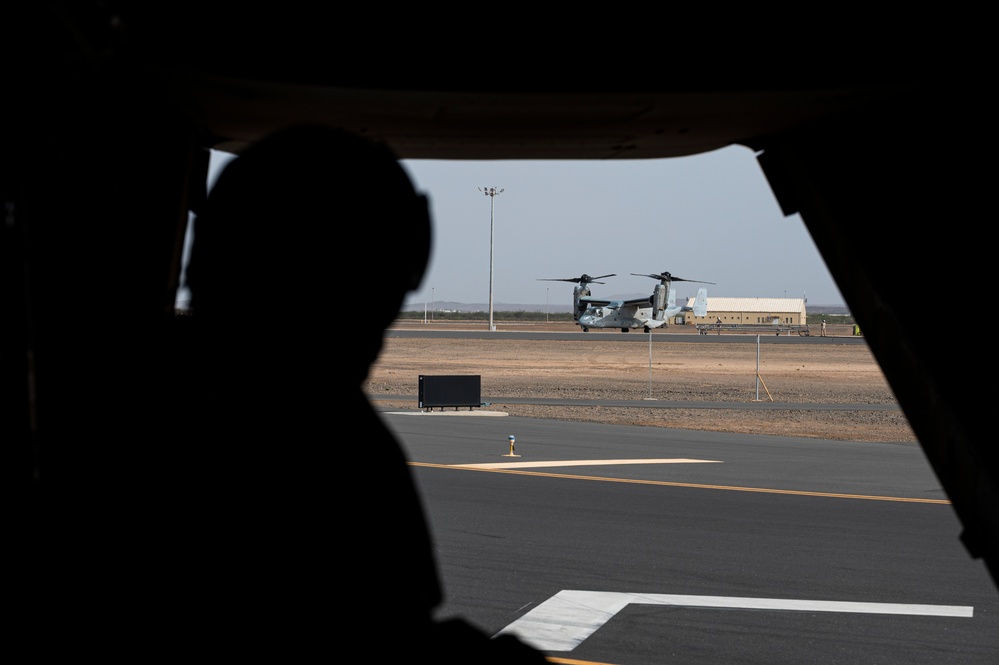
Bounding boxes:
418 375 481 409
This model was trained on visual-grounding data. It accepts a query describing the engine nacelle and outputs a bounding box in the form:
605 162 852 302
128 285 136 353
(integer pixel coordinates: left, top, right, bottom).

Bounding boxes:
573 285 590 322
651 283 667 320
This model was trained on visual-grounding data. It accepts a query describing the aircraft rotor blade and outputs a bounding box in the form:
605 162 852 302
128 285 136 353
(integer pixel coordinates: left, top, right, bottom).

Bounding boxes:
537 273 616 285
631 271 715 285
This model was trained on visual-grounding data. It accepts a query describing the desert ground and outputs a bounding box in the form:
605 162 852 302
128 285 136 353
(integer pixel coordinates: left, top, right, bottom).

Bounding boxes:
364 322 916 443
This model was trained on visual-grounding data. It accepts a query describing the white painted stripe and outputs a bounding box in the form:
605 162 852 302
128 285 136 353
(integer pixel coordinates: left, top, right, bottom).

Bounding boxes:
454 458 722 469
496 590 974 652
496 591 631 651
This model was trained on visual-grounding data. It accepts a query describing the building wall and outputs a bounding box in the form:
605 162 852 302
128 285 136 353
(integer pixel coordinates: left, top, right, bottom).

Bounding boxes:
681 298 807 326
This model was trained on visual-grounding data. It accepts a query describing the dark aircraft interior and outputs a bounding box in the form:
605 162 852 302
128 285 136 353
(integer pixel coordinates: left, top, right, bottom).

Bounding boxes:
5 3 995 613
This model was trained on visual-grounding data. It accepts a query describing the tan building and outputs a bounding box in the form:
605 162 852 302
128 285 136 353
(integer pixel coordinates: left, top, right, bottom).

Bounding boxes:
681 297 807 326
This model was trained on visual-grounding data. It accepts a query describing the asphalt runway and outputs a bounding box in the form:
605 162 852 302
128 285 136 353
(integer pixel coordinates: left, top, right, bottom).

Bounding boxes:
381 411 999 664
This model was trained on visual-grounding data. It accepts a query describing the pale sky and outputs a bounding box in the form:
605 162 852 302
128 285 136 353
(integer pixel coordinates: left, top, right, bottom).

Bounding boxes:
196 144 845 310
400 145 844 308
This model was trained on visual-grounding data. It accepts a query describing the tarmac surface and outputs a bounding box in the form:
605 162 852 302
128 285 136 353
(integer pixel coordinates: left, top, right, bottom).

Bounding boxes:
368 324 913 443
384 410 998 664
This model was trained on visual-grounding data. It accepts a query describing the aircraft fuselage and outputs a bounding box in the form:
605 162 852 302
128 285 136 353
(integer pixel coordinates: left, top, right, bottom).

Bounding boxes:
577 305 680 332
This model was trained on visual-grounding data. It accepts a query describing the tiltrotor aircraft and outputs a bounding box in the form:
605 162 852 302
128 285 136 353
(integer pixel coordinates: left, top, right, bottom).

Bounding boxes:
538 271 713 332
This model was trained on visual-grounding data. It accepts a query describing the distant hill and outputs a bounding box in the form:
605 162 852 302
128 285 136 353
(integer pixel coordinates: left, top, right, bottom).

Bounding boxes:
402 300 849 315
401 301 573 314
807 304 850 315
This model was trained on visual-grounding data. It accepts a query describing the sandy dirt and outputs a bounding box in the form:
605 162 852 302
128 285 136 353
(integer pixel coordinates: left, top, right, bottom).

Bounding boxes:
363 322 916 443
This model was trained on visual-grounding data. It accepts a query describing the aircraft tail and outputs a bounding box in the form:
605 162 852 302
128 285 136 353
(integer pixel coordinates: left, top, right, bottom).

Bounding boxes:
692 287 708 317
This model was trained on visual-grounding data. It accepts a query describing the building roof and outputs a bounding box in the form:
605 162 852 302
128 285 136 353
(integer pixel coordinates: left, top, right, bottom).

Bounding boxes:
685 297 806 313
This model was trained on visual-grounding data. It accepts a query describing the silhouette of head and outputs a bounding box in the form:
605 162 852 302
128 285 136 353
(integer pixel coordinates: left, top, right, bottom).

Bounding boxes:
188 125 431 381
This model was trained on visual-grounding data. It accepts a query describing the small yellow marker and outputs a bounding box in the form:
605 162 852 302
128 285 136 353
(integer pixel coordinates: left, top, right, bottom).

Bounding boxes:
504 434 520 457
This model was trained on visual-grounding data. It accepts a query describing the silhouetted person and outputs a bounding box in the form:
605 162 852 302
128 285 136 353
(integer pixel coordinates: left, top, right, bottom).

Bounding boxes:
186 125 548 661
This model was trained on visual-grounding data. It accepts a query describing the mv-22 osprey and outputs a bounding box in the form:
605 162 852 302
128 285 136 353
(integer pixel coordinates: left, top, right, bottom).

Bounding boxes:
538 272 713 332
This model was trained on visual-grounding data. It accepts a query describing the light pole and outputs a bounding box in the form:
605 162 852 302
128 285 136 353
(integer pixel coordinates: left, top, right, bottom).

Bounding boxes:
478 186 504 331
431 287 434 322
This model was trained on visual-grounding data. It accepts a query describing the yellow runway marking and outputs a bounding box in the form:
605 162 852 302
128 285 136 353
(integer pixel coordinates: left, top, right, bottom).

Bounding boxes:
409 462 950 504
457 458 721 469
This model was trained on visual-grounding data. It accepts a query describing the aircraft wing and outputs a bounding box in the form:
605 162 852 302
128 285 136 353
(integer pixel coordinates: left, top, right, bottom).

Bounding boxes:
622 297 652 307
582 297 647 310
615 301 643 317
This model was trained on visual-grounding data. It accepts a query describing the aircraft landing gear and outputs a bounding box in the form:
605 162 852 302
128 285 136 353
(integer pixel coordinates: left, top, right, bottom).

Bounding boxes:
621 328 629 333
644 326 651 333
582 326 589 332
